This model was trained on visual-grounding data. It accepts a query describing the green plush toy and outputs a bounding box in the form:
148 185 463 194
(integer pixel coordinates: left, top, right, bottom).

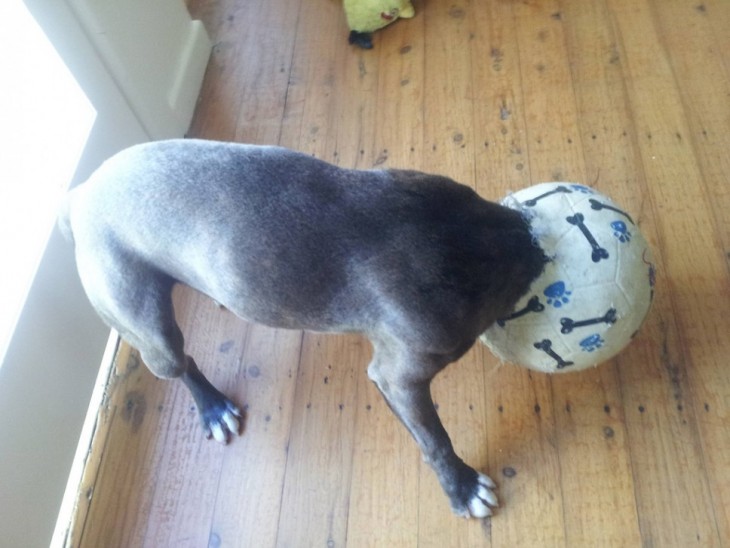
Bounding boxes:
344 0 415 49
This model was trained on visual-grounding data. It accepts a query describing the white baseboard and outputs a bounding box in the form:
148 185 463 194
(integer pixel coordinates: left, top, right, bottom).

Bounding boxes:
168 20 212 135
51 332 120 548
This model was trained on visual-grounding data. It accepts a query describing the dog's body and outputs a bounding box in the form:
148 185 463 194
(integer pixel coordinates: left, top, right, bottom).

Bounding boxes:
61 139 545 518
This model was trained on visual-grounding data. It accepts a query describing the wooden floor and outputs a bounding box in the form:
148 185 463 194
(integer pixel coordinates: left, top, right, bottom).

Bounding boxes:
64 0 730 546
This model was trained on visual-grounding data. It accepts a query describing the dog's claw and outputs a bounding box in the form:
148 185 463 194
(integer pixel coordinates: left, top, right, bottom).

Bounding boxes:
182 360 244 444
222 408 242 436
480 473 497 490
479 486 498 508
468 498 492 518
210 422 228 444
200 398 243 444
451 470 499 519
468 474 498 517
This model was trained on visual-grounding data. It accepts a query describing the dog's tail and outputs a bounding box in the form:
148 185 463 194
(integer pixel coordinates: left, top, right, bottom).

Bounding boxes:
57 191 75 245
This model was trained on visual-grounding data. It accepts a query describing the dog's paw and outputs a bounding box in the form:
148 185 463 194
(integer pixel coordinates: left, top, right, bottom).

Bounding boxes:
449 469 499 519
465 472 499 518
201 398 243 444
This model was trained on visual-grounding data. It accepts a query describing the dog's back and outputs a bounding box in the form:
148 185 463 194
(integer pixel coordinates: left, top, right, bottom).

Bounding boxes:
66 139 542 347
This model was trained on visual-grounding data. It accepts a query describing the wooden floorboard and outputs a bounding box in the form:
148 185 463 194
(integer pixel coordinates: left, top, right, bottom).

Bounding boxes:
63 0 730 545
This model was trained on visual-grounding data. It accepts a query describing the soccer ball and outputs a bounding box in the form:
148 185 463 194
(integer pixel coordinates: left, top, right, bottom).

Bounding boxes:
480 183 655 373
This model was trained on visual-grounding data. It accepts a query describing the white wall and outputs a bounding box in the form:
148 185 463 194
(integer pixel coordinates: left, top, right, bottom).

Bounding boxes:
0 1 210 546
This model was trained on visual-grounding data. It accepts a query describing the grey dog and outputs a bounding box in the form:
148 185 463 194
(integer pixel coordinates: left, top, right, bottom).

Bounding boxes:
60 139 546 518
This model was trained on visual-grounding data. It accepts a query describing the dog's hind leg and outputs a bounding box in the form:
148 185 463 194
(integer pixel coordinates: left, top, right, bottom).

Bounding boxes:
367 341 498 518
75 252 242 443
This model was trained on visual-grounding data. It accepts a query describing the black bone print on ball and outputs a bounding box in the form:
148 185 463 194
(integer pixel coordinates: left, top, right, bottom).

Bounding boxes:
497 295 545 327
533 339 575 369
643 249 656 303
522 185 572 207
566 213 609 262
560 308 617 334
589 198 635 225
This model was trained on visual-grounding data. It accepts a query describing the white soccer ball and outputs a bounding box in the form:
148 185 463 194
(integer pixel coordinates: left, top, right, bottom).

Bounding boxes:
480 183 655 373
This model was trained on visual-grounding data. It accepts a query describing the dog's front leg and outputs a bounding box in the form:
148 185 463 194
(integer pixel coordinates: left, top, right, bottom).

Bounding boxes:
367 352 498 518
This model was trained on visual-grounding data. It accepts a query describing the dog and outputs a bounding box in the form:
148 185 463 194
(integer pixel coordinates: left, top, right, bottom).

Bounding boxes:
60 139 546 518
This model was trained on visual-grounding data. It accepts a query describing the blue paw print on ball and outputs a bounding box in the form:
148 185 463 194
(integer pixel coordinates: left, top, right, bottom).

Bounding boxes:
580 334 604 352
544 281 572 308
611 220 632 243
570 184 594 194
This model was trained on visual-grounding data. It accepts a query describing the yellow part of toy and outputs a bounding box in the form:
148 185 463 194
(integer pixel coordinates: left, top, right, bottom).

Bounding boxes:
343 0 415 33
